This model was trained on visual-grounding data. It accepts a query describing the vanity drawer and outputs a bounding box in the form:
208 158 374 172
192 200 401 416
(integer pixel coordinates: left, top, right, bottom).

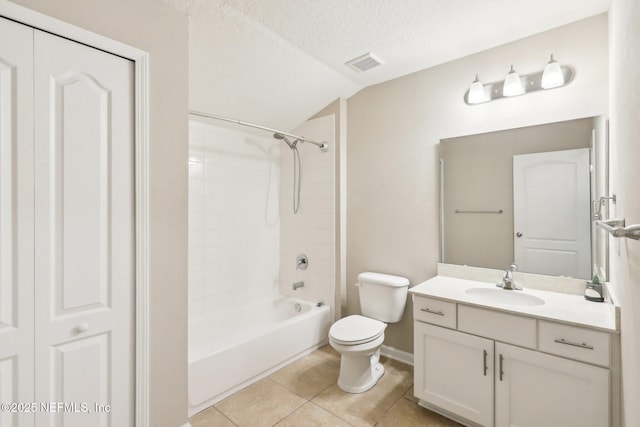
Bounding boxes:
539 321 611 367
413 296 456 329
458 305 537 349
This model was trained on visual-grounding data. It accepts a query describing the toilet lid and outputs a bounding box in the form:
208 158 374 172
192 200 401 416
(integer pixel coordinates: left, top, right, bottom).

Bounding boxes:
329 315 385 345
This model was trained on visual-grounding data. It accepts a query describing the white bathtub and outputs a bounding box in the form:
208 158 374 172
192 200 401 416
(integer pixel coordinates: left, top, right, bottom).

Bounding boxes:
188 296 332 415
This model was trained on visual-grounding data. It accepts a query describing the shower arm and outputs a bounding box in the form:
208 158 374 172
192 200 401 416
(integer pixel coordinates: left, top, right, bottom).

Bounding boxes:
189 110 329 152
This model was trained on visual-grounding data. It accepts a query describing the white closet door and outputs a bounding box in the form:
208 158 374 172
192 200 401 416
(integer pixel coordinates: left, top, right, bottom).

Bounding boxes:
0 17 35 427
33 30 135 427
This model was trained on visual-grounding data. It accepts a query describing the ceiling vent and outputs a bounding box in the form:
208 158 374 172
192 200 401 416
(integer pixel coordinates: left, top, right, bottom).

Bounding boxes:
345 53 384 72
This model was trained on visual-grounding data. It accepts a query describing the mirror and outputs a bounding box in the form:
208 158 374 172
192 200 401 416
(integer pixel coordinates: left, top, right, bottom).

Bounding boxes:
439 116 609 281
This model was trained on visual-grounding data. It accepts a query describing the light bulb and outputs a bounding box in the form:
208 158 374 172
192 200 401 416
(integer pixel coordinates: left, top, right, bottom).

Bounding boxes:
541 54 564 89
468 74 487 104
503 65 524 97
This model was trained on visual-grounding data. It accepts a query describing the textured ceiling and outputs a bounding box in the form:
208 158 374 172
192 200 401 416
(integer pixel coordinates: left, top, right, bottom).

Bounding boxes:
162 0 609 130
222 0 609 86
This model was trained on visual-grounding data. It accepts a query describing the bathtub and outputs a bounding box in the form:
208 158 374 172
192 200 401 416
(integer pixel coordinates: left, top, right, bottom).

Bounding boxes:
188 296 332 415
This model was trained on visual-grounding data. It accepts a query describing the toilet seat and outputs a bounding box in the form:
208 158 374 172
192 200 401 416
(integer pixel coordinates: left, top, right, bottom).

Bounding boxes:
329 315 386 346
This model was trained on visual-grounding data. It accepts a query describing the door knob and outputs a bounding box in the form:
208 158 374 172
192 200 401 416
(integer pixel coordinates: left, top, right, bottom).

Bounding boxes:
76 323 90 333
516 232 523 238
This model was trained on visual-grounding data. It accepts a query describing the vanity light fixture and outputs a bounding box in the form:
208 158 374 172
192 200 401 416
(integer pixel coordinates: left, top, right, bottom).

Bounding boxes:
464 54 573 105
467 74 487 104
541 54 564 89
503 65 524 97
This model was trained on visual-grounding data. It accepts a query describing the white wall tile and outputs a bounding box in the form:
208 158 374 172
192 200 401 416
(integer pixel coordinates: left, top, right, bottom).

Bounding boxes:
188 122 281 322
279 115 336 309
189 116 336 323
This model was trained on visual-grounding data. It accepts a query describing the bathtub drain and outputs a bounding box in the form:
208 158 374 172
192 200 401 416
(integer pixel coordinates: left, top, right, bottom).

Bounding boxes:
294 303 302 312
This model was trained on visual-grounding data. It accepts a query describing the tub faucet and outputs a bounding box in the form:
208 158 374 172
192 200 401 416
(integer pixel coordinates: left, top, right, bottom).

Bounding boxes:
497 264 522 290
292 281 304 291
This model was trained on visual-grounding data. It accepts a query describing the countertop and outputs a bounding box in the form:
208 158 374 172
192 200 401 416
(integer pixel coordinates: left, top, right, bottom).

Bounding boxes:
409 276 619 333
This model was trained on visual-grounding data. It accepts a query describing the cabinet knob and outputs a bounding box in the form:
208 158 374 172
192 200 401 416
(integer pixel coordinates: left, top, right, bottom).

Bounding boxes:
76 322 90 333
516 232 523 238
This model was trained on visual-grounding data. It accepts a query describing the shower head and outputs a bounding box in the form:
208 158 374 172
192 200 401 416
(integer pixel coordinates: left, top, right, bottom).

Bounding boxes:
273 132 296 149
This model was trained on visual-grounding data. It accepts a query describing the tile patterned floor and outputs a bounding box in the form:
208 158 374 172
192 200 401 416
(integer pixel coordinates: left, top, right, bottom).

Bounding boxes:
190 345 463 427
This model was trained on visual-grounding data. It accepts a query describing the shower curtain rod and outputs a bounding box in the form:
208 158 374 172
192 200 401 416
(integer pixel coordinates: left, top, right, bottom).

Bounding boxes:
189 110 329 152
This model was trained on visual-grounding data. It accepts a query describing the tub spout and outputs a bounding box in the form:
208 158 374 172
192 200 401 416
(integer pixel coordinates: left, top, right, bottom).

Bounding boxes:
293 281 304 290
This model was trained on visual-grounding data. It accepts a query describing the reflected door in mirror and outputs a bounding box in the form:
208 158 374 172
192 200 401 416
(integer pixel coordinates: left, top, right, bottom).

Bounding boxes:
513 148 591 278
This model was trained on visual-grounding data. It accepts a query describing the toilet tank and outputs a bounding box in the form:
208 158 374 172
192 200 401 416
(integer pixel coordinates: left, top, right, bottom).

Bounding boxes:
356 272 409 323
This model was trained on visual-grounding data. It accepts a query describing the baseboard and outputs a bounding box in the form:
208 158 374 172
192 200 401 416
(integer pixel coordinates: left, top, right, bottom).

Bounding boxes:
179 422 193 427
381 344 414 366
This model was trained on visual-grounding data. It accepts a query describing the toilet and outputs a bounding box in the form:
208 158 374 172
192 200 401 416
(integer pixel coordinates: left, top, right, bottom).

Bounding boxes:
329 272 409 393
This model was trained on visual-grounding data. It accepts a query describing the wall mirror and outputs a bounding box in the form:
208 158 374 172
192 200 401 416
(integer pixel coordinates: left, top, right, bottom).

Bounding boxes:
439 116 609 281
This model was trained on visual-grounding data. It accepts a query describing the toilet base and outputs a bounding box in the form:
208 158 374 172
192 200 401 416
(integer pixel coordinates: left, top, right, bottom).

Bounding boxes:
336 348 385 393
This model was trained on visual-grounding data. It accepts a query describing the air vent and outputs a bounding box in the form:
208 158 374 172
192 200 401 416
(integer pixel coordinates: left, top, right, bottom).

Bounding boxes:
345 53 384 73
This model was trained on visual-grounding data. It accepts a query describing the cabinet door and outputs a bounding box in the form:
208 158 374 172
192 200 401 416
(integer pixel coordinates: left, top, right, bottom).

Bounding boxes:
33 29 135 427
0 16 35 427
415 322 494 426
495 342 609 427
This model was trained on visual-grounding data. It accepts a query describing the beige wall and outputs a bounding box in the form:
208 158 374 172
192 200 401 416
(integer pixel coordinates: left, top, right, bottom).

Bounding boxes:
441 119 593 272
609 1 640 425
347 14 608 353
4 1 190 426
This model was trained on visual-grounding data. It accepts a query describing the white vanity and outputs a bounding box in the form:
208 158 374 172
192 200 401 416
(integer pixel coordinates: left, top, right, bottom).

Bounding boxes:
410 266 620 427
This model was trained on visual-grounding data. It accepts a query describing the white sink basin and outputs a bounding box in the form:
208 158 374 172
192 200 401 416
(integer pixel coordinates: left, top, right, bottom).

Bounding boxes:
465 287 545 306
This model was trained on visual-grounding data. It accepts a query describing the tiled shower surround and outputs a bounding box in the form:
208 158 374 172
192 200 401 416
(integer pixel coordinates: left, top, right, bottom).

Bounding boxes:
188 116 335 323
188 121 281 321
278 115 335 307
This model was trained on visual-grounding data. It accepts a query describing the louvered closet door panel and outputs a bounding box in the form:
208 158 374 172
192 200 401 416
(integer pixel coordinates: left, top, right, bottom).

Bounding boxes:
33 29 135 427
0 16 35 427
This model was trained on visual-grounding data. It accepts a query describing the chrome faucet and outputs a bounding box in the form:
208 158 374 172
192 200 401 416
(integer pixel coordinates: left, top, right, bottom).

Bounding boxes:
296 254 308 270
497 263 522 290
292 281 304 291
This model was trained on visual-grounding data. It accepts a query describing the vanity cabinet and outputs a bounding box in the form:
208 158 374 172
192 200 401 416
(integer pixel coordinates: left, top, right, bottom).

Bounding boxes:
413 295 615 427
495 342 609 427
414 322 494 426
